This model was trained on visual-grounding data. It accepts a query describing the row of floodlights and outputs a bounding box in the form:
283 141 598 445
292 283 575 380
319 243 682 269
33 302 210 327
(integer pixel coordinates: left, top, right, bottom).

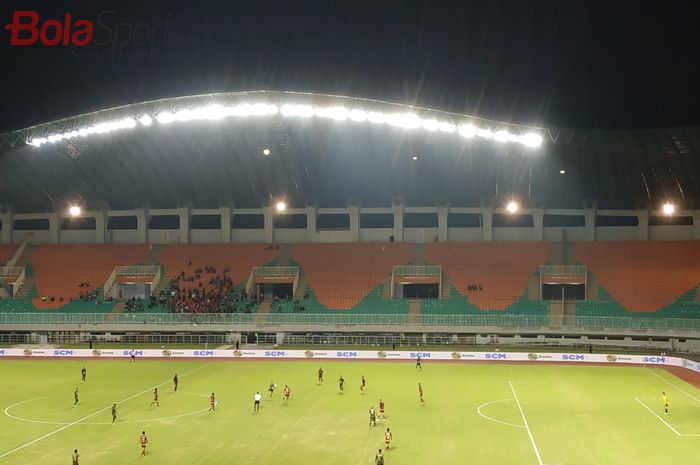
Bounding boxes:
66 200 678 218
27 103 544 148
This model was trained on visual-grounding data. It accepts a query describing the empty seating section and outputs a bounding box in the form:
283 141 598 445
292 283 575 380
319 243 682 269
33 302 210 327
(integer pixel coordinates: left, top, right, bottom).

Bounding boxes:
292 243 414 309
0 244 15 264
426 242 550 310
576 241 700 312
31 245 150 308
158 244 280 285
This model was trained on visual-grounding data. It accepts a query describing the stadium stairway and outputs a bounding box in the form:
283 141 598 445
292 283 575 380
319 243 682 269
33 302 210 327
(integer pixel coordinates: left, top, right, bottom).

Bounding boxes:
414 243 426 265
527 273 541 300
549 301 563 326
293 274 308 300
105 301 126 323
276 244 292 266
145 244 164 266
255 301 272 323
382 274 393 299
407 299 422 324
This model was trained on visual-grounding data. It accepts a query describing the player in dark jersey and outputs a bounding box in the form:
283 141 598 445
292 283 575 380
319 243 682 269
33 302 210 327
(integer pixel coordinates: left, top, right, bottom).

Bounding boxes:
369 406 377 427
81 366 86 383
139 431 148 456
268 381 276 398
283 385 291 402
173 373 178 392
318 367 324 384
416 355 422 371
73 388 79 407
375 449 384 465
418 382 425 405
149 388 159 407
360 375 366 393
72 449 80 465
130 350 136 363
209 392 216 412
111 403 117 424
339 375 345 392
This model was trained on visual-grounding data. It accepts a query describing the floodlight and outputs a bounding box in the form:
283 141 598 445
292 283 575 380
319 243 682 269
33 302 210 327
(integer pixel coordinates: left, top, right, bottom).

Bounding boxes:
662 202 675 216
275 201 287 212
68 205 82 217
506 200 519 214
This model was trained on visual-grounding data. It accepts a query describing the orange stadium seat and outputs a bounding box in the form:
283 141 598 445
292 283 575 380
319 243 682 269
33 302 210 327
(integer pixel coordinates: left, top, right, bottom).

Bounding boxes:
0 244 16 264
158 243 281 289
576 241 700 312
426 242 551 310
31 244 150 308
291 243 414 309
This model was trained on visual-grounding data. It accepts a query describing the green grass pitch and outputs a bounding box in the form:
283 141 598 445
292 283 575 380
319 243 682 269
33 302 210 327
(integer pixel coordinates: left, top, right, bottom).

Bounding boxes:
1 359 700 465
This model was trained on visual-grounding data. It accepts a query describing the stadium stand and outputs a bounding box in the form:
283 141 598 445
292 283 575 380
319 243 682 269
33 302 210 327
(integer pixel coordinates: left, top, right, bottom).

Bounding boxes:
576 241 700 312
30 244 150 309
291 243 414 309
0 244 15 264
425 242 551 310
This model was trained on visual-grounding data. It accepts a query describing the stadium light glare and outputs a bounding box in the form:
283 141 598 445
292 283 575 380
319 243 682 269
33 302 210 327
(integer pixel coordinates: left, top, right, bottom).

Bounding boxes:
68 205 82 217
560 169 566 174
506 200 519 214
412 155 418 160
138 114 153 126
26 100 544 149
262 148 271 156
458 123 477 139
275 201 287 213
662 202 676 216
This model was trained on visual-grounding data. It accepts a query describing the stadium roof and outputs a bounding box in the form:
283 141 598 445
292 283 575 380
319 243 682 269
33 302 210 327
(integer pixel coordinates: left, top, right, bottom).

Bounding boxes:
1 91 699 213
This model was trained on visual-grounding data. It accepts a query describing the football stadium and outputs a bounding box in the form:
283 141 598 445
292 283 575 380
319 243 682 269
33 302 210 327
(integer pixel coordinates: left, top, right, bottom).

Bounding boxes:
1 3 699 465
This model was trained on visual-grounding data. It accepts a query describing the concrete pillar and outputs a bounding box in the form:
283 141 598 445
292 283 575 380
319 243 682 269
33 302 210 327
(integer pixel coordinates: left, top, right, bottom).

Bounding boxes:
692 212 700 240
348 206 360 242
305 206 317 242
638 210 649 241
532 208 545 241
263 207 274 243
48 213 60 244
135 209 149 244
437 205 448 242
0 212 12 244
220 207 231 243
94 211 106 244
482 207 493 242
178 207 190 244
392 203 404 242
583 208 596 241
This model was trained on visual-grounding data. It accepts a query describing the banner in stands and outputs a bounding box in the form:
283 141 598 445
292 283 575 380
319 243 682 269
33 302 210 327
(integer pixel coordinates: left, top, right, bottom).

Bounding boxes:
0 348 689 369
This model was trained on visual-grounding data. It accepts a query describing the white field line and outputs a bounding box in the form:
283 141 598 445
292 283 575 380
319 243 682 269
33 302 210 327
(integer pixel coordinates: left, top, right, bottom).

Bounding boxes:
0 364 209 459
645 367 700 405
635 397 680 436
509 380 544 465
476 398 525 429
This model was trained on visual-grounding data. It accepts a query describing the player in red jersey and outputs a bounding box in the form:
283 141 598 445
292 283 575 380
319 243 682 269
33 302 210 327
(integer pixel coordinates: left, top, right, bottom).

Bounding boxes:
418 382 425 405
209 392 216 412
378 399 385 420
149 387 159 407
139 431 148 457
384 428 393 451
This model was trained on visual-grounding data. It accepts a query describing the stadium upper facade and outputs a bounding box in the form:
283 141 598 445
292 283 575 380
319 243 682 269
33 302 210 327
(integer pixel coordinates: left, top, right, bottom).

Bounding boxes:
0 90 699 214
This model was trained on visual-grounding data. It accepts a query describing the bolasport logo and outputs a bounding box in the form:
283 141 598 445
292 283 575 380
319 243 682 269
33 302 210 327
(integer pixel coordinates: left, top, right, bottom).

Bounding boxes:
3 10 201 59
4 11 93 46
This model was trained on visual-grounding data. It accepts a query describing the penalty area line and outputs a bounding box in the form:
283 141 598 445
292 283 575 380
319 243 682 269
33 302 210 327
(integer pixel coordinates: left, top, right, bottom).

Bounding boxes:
0 364 210 460
644 368 700 406
635 397 680 436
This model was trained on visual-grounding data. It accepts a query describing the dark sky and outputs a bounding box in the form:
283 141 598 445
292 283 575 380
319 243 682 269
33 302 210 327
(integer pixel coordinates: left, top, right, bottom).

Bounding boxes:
1 0 698 133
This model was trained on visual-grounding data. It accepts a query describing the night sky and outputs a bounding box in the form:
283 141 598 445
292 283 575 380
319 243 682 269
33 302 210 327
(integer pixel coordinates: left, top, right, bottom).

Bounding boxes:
1 0 698 133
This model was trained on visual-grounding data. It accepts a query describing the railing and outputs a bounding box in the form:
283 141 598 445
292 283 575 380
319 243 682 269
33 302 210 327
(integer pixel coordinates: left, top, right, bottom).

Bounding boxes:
540 265 587 276
104 266 162 299
1 312 700 331
252 266 299 277
393 265 442 276
12 267 25 298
